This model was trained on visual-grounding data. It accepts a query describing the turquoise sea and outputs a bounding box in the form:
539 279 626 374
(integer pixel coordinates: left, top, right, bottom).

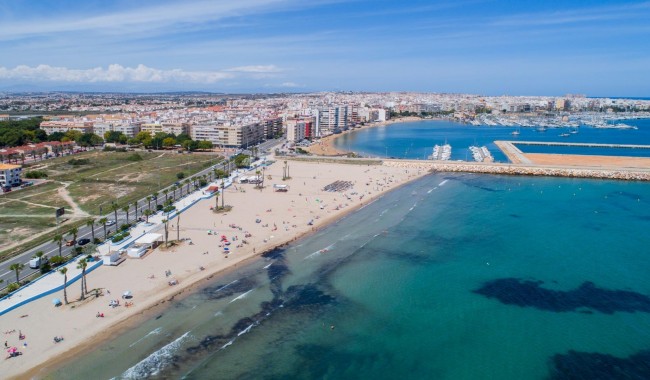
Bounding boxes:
48 173 650 380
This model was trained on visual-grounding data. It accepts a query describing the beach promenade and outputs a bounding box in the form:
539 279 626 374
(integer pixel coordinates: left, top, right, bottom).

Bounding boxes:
0 156 428 379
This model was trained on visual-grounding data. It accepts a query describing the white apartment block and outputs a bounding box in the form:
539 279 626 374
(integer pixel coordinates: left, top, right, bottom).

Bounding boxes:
140 122 188 136
191 123 266 148
93 123 141 138
0 163 22 187
317 106 349 136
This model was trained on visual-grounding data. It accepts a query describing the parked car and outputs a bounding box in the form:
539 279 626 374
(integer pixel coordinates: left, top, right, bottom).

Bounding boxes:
106 220 116 226
65 240 76 246
77 238 91 246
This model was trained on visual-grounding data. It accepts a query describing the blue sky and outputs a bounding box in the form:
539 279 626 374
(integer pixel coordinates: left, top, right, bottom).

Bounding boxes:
1 0 649 95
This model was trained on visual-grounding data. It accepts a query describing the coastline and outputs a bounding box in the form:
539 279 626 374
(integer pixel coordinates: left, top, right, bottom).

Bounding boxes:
3 157 430 379
304 116 424 156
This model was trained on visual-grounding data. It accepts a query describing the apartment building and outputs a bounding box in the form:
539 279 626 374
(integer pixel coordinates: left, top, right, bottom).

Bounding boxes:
40 121 93 135
93 123 141 138
190 123 266 148
317 106 349 135
0 163 22 188
140 122 188 136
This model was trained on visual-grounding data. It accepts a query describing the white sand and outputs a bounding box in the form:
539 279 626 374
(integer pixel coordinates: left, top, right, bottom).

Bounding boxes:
0 158 429 379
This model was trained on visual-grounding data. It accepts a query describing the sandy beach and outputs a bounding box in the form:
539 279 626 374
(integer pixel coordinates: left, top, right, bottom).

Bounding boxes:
305 116 423 156
0 158 429 379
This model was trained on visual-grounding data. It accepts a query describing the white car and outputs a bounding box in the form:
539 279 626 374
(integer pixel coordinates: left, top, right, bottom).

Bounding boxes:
106 220 116 226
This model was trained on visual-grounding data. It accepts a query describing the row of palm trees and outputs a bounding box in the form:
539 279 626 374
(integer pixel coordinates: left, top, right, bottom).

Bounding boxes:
5 163 231 297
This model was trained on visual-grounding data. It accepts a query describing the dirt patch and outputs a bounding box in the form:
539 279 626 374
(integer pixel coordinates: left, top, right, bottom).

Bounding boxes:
524 153 650 169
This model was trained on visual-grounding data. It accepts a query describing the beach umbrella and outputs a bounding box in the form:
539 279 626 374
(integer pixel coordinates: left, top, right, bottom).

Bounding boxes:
52 298 62 306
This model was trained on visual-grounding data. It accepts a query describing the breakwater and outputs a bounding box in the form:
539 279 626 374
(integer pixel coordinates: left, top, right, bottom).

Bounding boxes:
383 159 650 181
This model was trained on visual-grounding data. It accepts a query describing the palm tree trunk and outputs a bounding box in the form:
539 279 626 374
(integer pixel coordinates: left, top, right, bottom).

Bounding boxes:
63 275 68 304
91 224 95 241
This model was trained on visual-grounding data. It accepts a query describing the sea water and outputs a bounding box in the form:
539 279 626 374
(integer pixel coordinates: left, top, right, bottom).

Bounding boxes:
333 119 650 162
47 173 650 380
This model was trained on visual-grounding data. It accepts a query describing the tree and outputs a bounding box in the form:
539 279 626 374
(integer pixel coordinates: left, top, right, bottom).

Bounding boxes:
53 234 63 256
59 267 69 305
99 217 108 240
146 196 152 211
9 263 24 284
162 219 169 247
163 189 169 204
152 192 159 208
133 200 139 220
184 179 191 195
162 137 176 148
143 209 153 223
122 205 130 224
68 227 79 247
110 203 119 225
86 219 96 241
197 140 213 150
77 258 88 300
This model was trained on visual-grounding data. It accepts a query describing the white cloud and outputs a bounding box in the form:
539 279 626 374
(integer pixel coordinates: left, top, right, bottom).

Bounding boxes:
279 82 302 88
225 65 283 73
0 64 237 83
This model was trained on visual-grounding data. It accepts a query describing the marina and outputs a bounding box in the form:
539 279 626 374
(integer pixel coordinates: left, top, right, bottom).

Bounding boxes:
428 144 452 160
469 145 494 162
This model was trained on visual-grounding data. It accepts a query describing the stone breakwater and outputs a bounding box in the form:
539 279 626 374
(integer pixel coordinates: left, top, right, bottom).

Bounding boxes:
382 160 650 182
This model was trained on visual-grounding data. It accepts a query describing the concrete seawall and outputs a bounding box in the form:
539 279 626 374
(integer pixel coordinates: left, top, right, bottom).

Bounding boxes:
383 159 650 181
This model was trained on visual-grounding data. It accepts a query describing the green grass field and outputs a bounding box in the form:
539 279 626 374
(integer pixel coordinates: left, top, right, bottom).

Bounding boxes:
0 149 222 258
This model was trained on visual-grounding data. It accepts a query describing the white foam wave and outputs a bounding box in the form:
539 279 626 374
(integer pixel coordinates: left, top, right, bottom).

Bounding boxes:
263 262 273 269
129 327 163 348
237 323 255 336
214 311 223 317
216 279 239 292
229 289 253 303
439 180 448 186
120 331 191 379
221 339 234 349
427 188 433 194
304 243 335 260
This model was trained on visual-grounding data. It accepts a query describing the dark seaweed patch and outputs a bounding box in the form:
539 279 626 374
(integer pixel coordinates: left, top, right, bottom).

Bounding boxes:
473 278 650 314
262 247 285 259
201 277 257 301
284 284 336 309
509 214 521 218
268 261 291 297
549 349 650 380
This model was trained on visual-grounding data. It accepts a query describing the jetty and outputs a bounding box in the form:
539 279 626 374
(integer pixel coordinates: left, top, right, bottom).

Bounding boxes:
507 141 650 150
469 146 494 162
428 144 451 160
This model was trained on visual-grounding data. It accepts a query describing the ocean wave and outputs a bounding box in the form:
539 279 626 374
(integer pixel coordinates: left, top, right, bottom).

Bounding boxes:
119 331 192 379
128 327 163 348
229 289 253 303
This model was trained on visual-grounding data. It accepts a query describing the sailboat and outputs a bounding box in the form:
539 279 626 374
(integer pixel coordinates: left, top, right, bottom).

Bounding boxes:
511 128 520 136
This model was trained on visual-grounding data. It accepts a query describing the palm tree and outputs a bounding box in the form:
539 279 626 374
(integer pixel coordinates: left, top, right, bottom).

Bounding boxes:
122 205 130 224
99 217 108 240
163 189 169 204
143 209 153 223
221 177 225 208
184 179 191 195
53 234 63 256
35 250 45 261
152 192 159 208
110 203 119 225
146 196 152 211
68 227 79 247
133 200 139 220
77 258 88 300
215 190 220 210
9 263 24 284
59 267 69 304
172 184 179 200
86 219 96 242
162 219 169 247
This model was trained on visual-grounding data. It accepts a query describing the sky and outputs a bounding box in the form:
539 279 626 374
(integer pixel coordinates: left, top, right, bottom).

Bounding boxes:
0 0 649 96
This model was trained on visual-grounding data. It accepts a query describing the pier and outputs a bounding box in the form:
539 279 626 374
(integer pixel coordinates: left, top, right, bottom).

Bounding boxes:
508 141 650 150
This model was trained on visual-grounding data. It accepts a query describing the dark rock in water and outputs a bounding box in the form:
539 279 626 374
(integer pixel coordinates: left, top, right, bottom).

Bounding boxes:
550 349 650 380
262 247 285 259
473 278 650 314
284 284 335 309
201 277 257 300
509 214 521 218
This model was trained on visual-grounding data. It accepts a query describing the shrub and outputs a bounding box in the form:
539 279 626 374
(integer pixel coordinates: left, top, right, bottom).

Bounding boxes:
120 223 131 231
156 204 164 211
49 255 65 266
199 179 207 186
111 231 130 243
126 153 143 162
68 158 90 166
25 170 48 179
40 262 52 274
103 146 127 152
176 172 185 179
7 283 20 292
163 205 176 213
93 238 102 244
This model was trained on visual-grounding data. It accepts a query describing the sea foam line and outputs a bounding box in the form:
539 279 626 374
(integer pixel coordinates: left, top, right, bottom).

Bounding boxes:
119 331 192 379
229 289 253 303
439 180 448 186
129 327 163 348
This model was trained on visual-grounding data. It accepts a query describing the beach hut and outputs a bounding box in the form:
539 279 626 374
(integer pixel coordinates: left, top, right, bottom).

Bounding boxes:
273 184 289 192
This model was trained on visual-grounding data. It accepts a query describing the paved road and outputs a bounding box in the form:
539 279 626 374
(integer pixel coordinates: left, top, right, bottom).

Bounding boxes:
0 139 284 287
